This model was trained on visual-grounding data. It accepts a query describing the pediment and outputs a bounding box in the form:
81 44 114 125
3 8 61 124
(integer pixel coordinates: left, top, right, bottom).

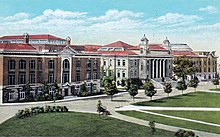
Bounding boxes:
60 45 77 55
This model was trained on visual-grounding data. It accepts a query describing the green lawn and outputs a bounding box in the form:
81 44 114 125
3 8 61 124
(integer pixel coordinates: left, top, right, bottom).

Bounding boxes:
149 110 220 125
209 88 220 91
118 111 220 134
0 112 174 137
134 92 220 107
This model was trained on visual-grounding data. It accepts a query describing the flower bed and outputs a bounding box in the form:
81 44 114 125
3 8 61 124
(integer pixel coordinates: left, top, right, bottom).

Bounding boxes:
15 105 68 119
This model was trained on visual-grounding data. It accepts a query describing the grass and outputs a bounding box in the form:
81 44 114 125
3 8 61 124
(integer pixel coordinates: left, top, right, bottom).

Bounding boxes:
0 112 174 137
209 88 220 91
149 110 220 125
134 92 220 107
118 111 220 134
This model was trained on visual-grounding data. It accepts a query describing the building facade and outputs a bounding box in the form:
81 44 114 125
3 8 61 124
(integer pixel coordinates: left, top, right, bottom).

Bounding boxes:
0 34 101 103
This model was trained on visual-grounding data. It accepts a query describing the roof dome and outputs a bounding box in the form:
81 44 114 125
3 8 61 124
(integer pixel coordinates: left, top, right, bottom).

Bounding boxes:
170 44 193 52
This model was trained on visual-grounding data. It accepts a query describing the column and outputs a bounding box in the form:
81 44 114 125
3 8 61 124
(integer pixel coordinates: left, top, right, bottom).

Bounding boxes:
152 59 154 79
155 60 158 78
163 59 166 77
159 59 162 78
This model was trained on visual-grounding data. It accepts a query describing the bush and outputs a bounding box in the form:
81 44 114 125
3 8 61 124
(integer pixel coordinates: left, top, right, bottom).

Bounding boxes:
175 129 198 137
15 105 69 119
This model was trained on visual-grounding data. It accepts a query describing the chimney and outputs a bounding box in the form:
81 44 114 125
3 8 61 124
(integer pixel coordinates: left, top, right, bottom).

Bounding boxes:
23 33 29 44
66 36 71 45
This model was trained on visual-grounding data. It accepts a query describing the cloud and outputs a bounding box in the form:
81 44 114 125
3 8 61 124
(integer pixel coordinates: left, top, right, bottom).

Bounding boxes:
199 5 217 14
147 13 202 27
89 9 143 22
4 12 30 21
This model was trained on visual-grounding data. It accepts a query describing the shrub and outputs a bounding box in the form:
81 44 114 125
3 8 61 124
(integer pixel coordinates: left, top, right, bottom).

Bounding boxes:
175 129 198 137
15 105 69 119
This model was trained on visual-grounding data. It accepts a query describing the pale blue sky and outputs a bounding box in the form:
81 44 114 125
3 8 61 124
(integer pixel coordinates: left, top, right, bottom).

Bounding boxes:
0 0 220 54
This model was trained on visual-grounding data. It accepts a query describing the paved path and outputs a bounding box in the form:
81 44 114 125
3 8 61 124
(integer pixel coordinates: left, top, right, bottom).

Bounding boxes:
0 83 219 136
117 105 220 111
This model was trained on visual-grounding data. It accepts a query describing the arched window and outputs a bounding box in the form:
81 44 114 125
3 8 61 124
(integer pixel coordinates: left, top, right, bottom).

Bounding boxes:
19 60 26 69
29 60 35 70
8 60 16 70
63 59 70 69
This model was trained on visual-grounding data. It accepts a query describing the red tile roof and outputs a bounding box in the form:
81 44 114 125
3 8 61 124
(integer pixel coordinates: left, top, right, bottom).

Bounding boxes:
0 34 65 41
0 43 36 51
149 44 166 51
171 51 198 57
104 41 134 49
98 51 137 56
84 45 102 52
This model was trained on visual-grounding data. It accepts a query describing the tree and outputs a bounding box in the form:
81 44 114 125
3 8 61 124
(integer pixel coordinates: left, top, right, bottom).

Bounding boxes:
103 76 117 101
121 79 126 87
144 81 157 100
148 121 156 135
176 81 187 95
173 57 196 90
78 82 87 97
22 82 33 101
128 84 138 101
164 82 172 97
213 79 219 88
188 78 199 91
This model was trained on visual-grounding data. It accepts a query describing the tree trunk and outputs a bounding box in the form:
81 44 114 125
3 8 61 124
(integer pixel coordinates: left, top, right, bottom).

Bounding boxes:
110 95 113 101
133 96 135 102
182 90 183 95
167 93 169 97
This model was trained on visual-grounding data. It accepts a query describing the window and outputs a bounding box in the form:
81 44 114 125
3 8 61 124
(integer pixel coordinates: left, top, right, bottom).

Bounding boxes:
9 92 14 101
8 73 15 85
38 72 42 83
38 60 42 71
130 60 133 66
62 72 69 83
87 60 91 69
8 60 15 70
103 71 106 76
117 71 120 78
49 87 54 95
18 73 26 84
29 73 35 83
29 60 35 70
93 72 97 79
48 72 54 83
122 60 126 66
63 59 70 69
109 59 112 66
19 60 26 70
122 71 126 78
109 70 112 77
117 60 121 66
134 70 137 76
19 91 25 99
103 60 106 66
86 71 91 80
141 62 144 71
93 60 98 69
76 71 80 81
134 60 137 66
76 60 81 68
48 60 55 70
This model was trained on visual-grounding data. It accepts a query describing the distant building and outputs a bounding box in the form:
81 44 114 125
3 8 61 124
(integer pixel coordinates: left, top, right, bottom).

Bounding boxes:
0 34 66 45
162 39 218 81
